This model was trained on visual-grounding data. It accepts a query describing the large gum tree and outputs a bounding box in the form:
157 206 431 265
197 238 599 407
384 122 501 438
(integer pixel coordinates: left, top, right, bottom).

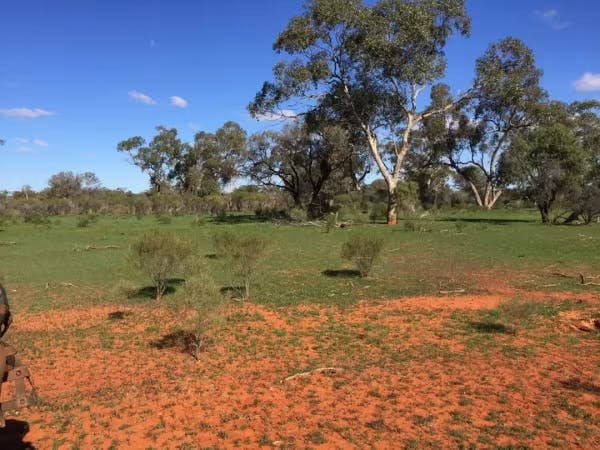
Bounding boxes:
249 0 471 224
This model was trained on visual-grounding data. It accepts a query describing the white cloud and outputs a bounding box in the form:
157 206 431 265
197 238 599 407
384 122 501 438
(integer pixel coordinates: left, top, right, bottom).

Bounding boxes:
574 73 600 92
33 139 49 147
128 90 157 105
170 96 189 108
150 39 156 48
16 146 33 153
535 9 572 30
255 109 297 122
0 108 55 118
15 137 30 144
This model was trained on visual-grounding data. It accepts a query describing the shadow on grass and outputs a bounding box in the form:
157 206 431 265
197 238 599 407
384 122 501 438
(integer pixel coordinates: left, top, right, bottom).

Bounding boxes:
468 321 515 334
150 330 194 350
322 269 361 278
220 286 245 299
560 377 600 394
134 278 185 299
205 253 218 259
438 217 533 225
107 311 132 321
211 214 266 225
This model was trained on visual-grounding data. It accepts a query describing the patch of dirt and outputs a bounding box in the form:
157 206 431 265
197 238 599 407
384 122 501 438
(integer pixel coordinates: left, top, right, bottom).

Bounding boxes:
3 289 600 448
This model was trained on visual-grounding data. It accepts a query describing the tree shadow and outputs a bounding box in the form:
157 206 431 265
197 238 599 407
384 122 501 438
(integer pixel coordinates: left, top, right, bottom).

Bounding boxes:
205 253 218 259
134 278 185 299
150 330 195 350
468 321 515 334
0 419 36 449
107 311 132 321
220 286 245 299
438 217 533 225
322 269 361 278
211 214 266 225
560 377 600 394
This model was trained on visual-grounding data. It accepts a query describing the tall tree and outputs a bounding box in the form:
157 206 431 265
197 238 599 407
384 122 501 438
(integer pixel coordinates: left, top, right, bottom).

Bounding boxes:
249 0 470 224
46 171 101 199
501 123 585 223
117 126 184 193
419 38 546 209
247 121 363 216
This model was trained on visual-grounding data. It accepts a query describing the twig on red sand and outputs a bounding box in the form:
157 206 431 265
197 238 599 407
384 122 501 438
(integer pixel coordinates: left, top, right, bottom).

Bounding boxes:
283 367 344 382
439 289 466 294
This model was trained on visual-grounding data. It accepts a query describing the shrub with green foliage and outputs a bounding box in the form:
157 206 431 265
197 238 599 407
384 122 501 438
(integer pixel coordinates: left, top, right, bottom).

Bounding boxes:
288 207 308 223
77 214 98 228
155 214 172 225
212 231 268 299
341 235 384 277
128 229 192 300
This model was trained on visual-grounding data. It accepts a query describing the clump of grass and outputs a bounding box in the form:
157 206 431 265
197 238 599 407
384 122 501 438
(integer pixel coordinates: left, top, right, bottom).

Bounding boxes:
128 229 192 301
341 234 384 277
191 215 207 226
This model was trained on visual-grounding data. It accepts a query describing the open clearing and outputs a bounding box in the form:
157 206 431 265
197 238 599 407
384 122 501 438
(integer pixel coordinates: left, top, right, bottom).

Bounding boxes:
1 212 600 448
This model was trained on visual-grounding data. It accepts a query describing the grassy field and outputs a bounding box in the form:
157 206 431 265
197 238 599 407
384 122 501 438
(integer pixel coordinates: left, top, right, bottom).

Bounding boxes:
2 210 600 448
1 209 599 312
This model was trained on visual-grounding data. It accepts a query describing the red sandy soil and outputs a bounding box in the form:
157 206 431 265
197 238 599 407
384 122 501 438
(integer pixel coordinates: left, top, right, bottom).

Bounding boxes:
2 288 600 449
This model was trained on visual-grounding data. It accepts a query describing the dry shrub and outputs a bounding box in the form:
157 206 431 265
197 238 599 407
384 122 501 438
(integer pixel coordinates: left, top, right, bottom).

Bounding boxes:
128 229 192 300
341 235 384 277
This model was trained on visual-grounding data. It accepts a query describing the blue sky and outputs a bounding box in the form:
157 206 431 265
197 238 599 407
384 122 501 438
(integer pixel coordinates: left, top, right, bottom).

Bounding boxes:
2 0 600 192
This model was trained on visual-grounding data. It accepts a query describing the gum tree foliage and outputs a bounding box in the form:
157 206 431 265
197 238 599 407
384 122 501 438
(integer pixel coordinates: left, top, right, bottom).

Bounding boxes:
501 123 585 223
46 171 101 199
418 38 547 209
249 0 471 224
246 120 369 216
117 122 247 195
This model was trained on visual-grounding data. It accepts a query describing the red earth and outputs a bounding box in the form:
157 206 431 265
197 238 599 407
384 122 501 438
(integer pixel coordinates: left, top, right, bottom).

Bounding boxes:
2 287 600 449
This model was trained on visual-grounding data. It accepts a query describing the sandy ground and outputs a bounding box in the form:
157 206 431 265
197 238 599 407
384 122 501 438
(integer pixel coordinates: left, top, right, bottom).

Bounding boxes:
1 288 600 449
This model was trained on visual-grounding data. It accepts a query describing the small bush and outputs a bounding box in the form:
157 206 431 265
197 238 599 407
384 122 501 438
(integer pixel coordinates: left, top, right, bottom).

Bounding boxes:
369 203 388 222
325 213 337 233
112 280 139 299
128 229 192 300
213 232 268 299
288 207 308 223
341 235 384 277
155 214 172 225
255 207 289 221
454 220 467 233
191 215 207 226
77 214 98 228
23 211 51 227
211 230 238 257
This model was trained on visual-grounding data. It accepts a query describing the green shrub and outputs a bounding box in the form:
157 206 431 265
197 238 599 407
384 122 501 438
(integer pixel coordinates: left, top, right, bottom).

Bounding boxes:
77 214 98 228
325 213 338 233
369 202 388 222
128 229 192 301
112 279 139 299
288 207 308 223
454 220 467 233
211 230 238 257
213 232 268 299
191 215 207 226
341 235 384 277
155 214 172 225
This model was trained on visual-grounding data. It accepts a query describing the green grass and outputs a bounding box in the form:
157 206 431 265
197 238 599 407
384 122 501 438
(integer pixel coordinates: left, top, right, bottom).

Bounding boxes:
1 210 599 312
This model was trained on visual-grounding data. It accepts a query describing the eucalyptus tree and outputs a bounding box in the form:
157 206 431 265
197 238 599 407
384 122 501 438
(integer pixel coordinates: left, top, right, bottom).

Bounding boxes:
117 126 184 194
418 38 547 209
249 0 471 224
247 120 364 216
117 122 246 196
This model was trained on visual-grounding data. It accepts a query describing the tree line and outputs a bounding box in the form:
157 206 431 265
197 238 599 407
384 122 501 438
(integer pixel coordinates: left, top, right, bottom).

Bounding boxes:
2 0 599 225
